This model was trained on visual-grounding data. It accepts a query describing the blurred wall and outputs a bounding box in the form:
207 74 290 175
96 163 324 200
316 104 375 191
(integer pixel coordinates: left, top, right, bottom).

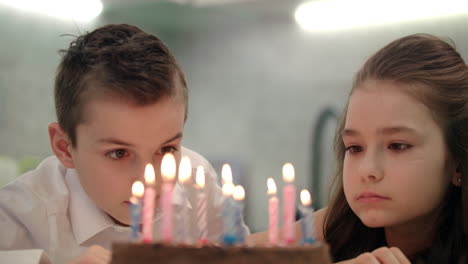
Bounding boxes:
1 0 468 232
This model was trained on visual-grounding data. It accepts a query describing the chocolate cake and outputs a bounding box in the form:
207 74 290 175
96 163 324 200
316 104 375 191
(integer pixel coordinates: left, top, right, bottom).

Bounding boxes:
111 243 332 264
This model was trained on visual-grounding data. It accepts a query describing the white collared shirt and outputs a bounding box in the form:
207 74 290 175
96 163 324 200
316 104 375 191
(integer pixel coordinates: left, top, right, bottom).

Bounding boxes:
0 147 249 264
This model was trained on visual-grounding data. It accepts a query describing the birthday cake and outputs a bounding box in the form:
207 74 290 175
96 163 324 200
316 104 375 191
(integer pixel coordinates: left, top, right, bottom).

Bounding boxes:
110 243 332 264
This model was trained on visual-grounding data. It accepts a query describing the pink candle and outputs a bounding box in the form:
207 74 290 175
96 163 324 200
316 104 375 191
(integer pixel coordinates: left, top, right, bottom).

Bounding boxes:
267 178 279 246
195 166 207 244
160 153 176 243
142 164 156 243
282 162 296 246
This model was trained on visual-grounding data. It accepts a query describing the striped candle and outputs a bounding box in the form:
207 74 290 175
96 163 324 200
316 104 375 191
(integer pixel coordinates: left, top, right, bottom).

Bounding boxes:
282 163 296 246
142 164 156 243
196 166 207 244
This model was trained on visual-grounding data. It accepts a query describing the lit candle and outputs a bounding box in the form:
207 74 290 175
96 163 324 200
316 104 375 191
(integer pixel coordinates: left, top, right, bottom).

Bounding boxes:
222 163 233 184
221 164 236 245
142 164 156 243
267 178 279 246
233 185 246 244
282 162 296 246
195 166 208 245
160 153 176 243
130 181 144 241
177 156 192 244
300 189 316 245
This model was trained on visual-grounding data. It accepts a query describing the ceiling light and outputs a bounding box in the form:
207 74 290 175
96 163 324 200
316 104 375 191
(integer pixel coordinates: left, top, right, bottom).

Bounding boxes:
295 0 468 32
0 0 103 22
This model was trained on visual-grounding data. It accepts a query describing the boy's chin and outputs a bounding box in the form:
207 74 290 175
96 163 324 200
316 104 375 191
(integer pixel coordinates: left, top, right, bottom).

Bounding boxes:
107 213 131 227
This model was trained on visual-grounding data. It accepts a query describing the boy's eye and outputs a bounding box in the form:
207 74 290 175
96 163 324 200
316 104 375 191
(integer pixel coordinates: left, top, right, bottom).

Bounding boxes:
345 145 363 153
388 143 412 151
161 146 177 154
107 149 129 160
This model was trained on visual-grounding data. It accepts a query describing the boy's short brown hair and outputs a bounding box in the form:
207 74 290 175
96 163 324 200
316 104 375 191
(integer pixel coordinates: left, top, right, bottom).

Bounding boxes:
54 24 187 147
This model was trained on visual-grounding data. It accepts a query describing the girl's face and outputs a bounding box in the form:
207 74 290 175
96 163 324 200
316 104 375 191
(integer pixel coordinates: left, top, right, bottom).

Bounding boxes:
342 79 455 230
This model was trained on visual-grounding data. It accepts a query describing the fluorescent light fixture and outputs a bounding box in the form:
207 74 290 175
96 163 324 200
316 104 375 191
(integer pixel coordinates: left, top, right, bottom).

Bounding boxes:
295 0 468 32
0 0 103 22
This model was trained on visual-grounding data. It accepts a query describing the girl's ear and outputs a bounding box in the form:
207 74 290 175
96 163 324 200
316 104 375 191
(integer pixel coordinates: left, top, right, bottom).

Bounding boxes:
451 164 462 187
48 122 75 168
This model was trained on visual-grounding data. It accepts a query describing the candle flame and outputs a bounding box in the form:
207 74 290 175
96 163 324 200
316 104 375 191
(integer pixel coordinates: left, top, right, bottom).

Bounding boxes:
144 163 155 185
282 162 295 183
267 178 277 195
161 153 176 182
221 163 233 184
132 180 144 198
178 156 192 184
195 166 205 188
300 189 312 206
233 185 245 201
222 182 234 197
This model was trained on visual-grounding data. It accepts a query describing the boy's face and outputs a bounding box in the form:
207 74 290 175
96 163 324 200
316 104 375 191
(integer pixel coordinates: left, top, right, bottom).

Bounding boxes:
69 93 185 225
342 79 454 234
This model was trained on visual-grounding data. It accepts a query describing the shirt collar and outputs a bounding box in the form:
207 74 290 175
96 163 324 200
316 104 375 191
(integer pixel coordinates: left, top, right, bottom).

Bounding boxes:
66 169 192 245
66 169 114 245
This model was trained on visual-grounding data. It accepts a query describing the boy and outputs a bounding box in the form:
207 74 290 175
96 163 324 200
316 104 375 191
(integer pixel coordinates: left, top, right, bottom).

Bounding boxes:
0 24 248 264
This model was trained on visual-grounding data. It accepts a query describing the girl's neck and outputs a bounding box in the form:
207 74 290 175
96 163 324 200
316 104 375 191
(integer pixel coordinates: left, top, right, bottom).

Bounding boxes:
384 213 438 257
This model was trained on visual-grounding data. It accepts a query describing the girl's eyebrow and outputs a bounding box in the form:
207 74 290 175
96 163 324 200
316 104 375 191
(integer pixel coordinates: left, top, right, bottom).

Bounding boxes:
342 126 421 137
378 126 420 136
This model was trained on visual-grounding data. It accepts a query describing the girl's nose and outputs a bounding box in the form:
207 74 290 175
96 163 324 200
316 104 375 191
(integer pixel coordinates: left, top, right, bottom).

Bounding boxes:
359 149 384 182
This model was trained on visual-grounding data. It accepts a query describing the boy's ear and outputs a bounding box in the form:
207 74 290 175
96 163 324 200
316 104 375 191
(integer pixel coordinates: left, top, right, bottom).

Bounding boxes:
48 122 75 168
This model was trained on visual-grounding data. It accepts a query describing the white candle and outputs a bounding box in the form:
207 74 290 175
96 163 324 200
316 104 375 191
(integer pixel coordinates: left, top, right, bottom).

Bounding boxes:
177 156 191 244
233 185 246 244
282 162 296 246
142 164 156 243
221 164 236 245
267 178 279 246
196 166 207 244
160 153 176 243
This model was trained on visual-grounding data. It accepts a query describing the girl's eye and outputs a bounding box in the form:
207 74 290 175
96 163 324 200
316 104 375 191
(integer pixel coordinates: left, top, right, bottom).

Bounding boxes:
107 149 129 160
388 143 412 151
161 146 177 154
345 145 363 153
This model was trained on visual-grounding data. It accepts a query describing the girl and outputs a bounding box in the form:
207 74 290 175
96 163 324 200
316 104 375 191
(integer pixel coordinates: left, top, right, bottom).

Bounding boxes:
249 34 468 264
325 33 467 263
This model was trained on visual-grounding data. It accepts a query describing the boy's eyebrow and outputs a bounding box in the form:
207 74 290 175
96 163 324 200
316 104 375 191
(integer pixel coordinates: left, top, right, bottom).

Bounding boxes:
162 132 183 145
97 132 183 146
97 138 134 147
342 126 421 137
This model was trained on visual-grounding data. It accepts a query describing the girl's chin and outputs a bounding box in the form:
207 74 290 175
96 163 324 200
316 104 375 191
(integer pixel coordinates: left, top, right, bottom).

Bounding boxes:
358 214 387 228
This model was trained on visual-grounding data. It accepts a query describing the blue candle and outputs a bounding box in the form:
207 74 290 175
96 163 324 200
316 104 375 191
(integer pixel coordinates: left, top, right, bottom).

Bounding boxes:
222 182 237 245
299 189 316 245
130 181 144 241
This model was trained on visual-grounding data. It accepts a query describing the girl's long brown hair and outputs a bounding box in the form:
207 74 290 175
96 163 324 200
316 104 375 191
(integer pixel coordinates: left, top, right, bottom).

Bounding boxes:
324 34 468 263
